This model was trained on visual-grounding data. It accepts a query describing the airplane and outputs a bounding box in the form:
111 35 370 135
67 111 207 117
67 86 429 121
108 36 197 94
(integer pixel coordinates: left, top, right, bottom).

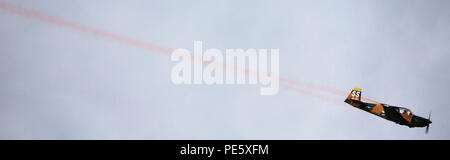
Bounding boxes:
344 88 432 133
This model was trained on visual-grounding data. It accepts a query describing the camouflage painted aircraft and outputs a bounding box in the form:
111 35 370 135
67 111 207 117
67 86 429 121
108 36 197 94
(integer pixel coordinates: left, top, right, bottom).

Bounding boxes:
344 88 432 133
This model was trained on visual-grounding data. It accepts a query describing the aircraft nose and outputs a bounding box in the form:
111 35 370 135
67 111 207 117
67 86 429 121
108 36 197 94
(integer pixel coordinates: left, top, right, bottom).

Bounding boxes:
426 119 432 125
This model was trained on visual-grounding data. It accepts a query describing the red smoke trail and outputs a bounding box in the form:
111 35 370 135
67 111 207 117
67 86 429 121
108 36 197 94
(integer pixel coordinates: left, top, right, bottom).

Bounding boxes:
281 84 344 105
0 2 173 55
0 1 379 105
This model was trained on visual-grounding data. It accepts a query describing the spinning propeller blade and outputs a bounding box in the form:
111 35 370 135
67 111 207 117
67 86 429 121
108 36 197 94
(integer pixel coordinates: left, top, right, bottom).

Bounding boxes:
426 112 431 134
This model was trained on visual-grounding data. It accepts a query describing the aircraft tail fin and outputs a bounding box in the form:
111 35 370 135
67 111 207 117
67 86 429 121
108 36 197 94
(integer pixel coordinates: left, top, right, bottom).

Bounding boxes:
345 88 362 105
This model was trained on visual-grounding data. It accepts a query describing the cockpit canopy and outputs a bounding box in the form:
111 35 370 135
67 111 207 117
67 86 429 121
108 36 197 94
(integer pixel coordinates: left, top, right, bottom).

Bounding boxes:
397 107 413 116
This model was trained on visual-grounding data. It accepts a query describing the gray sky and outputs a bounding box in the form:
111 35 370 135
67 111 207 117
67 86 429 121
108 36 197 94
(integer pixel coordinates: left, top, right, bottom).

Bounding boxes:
0 0 449 139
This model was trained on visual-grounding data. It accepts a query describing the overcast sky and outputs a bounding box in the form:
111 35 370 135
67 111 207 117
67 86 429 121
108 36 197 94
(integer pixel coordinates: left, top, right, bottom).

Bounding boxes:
0 0 449 139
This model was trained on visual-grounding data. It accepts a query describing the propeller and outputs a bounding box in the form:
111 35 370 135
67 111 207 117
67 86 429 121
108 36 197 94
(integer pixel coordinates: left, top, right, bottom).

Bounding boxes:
425 112 431 134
